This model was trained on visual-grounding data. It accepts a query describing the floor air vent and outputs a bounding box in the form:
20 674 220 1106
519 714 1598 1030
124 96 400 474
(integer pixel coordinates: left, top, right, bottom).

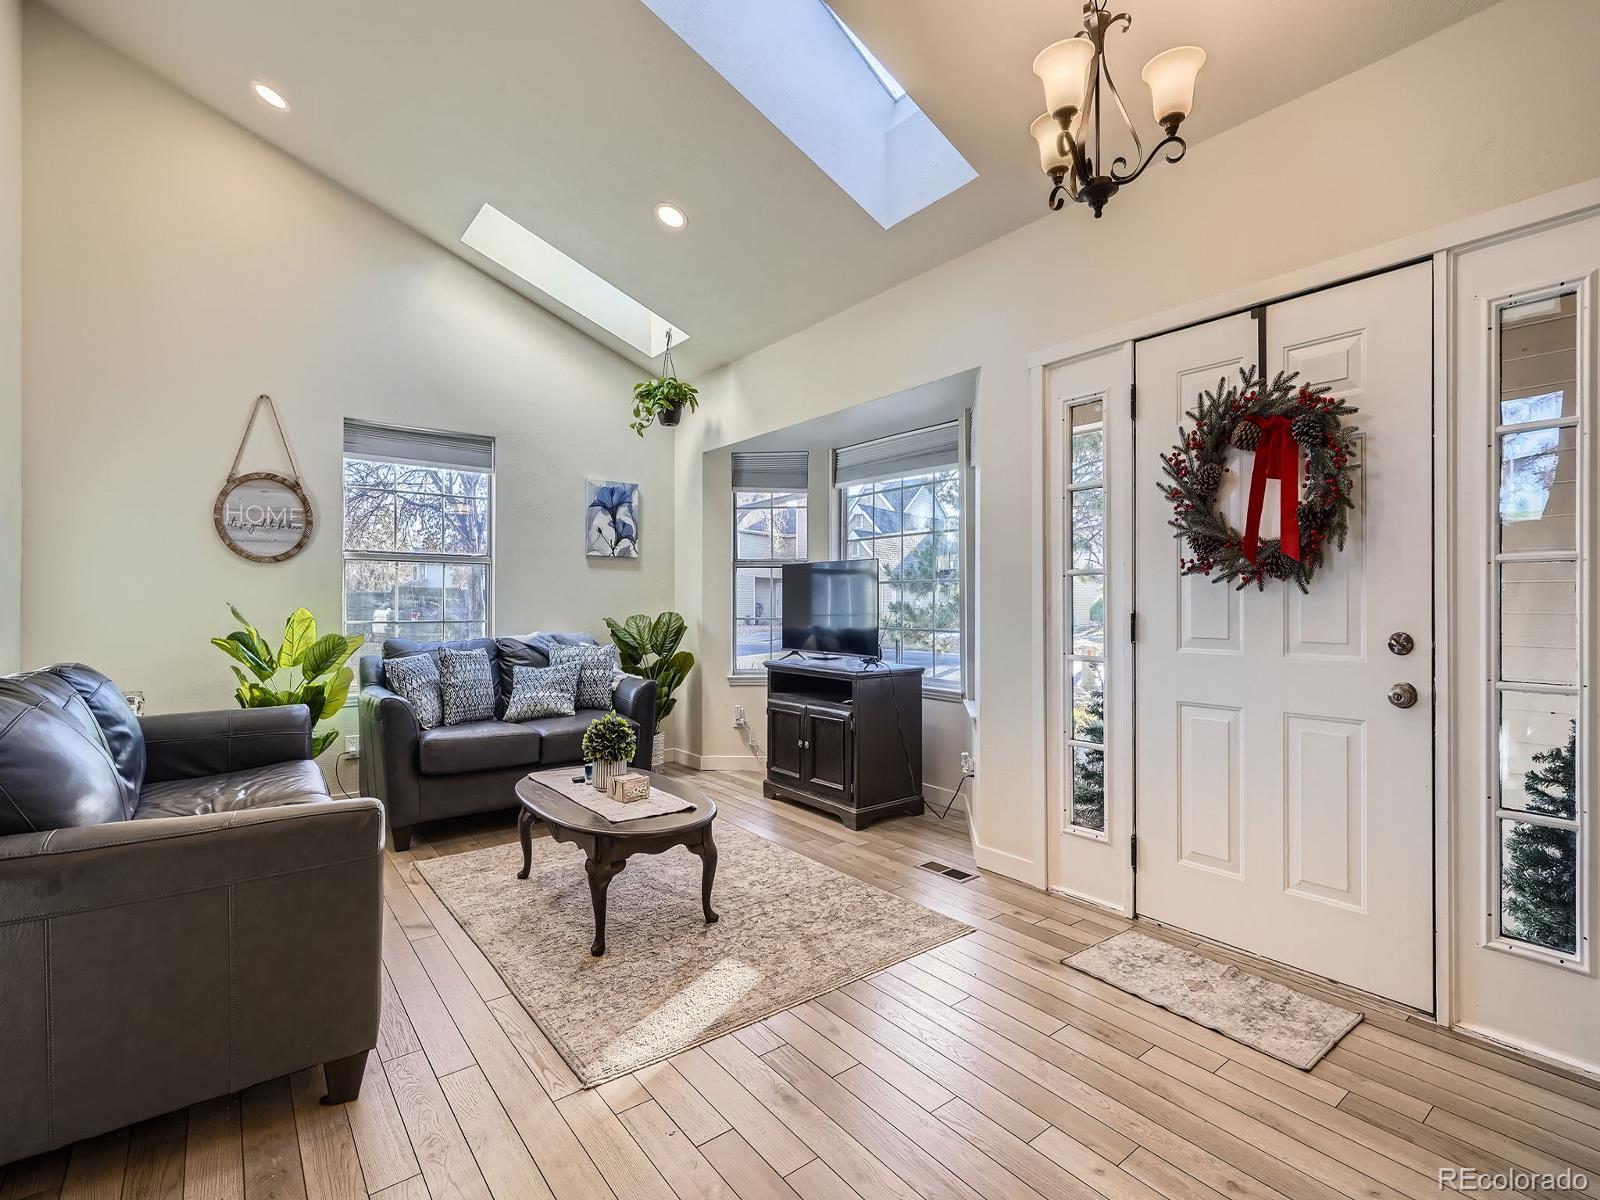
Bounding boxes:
919 861 976 882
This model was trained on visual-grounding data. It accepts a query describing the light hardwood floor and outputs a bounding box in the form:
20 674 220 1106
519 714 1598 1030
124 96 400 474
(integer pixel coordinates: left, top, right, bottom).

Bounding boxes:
6 768 1599 1200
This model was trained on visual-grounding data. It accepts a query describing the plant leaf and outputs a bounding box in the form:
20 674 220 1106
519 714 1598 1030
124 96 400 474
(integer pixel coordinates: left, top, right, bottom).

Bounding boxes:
212 634 276 682
650 612 686 658
319 667 354 718
279 608 318 668
226 605 276 667
297 683 326 722
312 728 340 758
301 632 361 681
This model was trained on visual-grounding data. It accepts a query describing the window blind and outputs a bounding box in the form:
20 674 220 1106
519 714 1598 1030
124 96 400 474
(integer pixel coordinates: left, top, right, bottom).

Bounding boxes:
343 419 495 472
731 450 810 491
833 421 960 486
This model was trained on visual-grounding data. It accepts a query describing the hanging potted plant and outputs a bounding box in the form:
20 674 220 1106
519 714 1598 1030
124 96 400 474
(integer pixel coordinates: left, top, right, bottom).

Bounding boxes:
630 331 698 435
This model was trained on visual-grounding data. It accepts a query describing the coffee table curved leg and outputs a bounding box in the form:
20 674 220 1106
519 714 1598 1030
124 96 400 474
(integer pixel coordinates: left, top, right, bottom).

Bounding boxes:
586 856 623 956
697 827 719 925
516 809 534 880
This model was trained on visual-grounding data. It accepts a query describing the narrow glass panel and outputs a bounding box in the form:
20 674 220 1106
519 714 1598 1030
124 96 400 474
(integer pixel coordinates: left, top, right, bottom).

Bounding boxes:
395 561 445 623
394 622 443 642
443 621 484 641
1071 489 1106 571
1071 574 1105 657
847 536 874 559
934 531 960 577
1070 400 1105 483
442 498 489 556
735 501 774 560
902 629 933 671
1498 426 1577 553
397 492 445 554
733 566 779 670
935 476 961 529
933 633 961 685
344 488 397 552
1499 560 1577 685
1500 819 1578 954
900 484 935 535
772 492 808 559
1071 659 1104 744
934 581 960 631
444 564 488 623
1500 292 1577 424
897 581 934 625
1498 692 1578 819
898 534 937 580
1071 743 1106 832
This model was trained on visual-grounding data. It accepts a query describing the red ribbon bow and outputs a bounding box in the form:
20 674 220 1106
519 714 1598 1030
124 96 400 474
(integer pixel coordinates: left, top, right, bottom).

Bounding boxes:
1241 415 1301 565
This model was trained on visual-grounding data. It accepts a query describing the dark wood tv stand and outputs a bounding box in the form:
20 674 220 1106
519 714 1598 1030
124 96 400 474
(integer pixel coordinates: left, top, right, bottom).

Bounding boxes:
762 655 923 830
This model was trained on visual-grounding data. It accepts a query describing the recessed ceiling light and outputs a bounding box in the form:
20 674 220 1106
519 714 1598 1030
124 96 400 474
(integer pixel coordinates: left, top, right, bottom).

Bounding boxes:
251 81 289 111
654 203 687 230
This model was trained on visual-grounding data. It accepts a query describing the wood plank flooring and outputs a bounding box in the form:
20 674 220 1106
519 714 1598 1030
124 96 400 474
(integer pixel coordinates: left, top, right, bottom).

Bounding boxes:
6 768 1598 1200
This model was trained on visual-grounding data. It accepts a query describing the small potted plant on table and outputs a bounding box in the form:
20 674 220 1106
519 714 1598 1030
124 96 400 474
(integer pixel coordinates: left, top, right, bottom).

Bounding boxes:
582 711 638 793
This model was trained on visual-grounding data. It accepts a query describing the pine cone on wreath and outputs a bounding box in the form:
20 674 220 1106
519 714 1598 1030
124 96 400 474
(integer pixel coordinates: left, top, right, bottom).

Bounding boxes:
1296 500 1318 528
1259 546 1299 581
1291 413 1324 449
1186 531 1224 560
1194 463 1224 495
1229 421 1261 452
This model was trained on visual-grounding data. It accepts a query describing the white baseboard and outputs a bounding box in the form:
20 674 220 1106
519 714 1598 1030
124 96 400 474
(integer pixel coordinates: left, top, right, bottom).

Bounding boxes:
668 749 761 772
972 838 1045 888
923 781 968 816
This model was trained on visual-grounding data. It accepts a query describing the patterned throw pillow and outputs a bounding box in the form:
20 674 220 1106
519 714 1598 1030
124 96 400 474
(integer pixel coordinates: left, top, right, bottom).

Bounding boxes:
553 643 620 710
438 646 496 726
503 663 581 722
384 654 442 730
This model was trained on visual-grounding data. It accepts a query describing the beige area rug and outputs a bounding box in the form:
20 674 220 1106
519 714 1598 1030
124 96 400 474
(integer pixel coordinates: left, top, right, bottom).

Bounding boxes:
1064 930 1361 1069
417 823 972 1085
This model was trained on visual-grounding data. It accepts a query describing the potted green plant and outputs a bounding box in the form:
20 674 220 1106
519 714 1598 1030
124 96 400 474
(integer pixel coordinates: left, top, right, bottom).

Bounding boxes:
210 605 364 757
604 612 695 770
629 331 697 435
582 710 638 792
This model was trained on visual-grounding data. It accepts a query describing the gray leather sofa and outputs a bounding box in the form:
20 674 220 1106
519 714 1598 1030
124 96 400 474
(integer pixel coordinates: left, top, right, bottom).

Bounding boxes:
0 664 384 1167
358 633 656 850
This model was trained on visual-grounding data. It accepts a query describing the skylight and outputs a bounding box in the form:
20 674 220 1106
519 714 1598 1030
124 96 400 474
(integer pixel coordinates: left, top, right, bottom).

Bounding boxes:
460 203 687 359
640 0 974 229
826 8 906 101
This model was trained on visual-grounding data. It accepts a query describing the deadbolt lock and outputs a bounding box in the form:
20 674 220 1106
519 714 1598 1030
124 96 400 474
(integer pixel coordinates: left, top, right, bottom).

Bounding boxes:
1387 682 1419 709
1387 632 1415 656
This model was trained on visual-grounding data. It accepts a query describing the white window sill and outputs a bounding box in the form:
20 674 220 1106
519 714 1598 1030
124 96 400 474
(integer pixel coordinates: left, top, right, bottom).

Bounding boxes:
726 674 768 687
923 687 968 703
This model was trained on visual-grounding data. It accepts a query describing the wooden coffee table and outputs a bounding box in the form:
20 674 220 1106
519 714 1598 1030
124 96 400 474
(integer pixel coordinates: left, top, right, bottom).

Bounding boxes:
513 770 719 956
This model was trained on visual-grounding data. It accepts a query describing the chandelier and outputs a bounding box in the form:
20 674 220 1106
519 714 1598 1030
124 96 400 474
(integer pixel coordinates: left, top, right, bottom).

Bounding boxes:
1029 1 1205 218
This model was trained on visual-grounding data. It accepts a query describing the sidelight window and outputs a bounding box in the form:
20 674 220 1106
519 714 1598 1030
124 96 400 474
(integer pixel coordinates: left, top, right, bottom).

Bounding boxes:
1489 291 1587 962
1064 398 1107 834
732 451 810 674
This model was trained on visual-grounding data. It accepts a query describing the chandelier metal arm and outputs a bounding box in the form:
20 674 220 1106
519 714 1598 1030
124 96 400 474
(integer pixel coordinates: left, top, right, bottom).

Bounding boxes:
1107 128 1187 187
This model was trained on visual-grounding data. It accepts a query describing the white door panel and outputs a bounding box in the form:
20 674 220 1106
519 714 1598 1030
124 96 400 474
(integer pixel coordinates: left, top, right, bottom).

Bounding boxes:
1134 265 1434 1009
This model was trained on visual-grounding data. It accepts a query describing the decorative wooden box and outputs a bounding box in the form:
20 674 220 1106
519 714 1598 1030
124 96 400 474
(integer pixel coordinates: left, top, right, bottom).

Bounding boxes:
608 773 651 803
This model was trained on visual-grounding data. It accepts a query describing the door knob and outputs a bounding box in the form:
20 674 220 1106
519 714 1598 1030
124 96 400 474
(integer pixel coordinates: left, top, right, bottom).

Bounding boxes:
1387 682 1418 709
1387 632 1415 656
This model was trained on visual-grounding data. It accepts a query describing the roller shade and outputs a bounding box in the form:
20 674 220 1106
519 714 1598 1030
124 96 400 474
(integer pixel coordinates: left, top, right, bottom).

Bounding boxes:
833 421 960 486
731 450 810 491
343 419 495 472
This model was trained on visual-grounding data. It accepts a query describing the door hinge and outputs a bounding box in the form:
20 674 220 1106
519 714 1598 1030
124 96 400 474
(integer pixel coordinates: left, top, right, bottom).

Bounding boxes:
1129 611 1137 643
1129 382 1137 422
1130 836 1137 870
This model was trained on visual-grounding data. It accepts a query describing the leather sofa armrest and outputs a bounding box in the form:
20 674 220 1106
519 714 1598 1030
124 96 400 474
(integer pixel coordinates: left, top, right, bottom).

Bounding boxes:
358 685 421 836
0 798 384 924
141 706 314 783
612 675 658 769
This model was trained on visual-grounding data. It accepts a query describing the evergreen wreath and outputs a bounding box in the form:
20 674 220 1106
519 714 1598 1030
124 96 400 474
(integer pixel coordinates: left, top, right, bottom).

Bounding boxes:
1160 366 1360 592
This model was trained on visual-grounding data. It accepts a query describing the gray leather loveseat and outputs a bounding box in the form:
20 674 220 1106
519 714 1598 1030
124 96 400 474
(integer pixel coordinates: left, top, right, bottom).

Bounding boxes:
0 664 384 1167
359 632 656 850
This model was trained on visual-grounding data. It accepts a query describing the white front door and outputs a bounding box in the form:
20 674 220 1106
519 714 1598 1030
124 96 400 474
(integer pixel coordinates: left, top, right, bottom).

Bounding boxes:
1133 264 1435 1010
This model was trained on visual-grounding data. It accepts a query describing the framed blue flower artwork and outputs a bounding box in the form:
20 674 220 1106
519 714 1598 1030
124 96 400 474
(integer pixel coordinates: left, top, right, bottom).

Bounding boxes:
585 479 640 557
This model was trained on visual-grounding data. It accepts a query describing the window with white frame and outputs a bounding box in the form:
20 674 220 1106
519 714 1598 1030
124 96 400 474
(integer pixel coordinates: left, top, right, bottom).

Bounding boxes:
836 422 965 692
732 451 809 673
1063 399 1106 833
342 421 495 650
1490 291 1585 959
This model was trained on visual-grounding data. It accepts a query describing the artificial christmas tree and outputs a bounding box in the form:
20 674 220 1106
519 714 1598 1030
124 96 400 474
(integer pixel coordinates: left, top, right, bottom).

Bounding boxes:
1501 719 1577 954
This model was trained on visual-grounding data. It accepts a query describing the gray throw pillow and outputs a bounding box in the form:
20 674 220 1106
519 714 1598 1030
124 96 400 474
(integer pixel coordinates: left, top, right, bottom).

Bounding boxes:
384 653 442 730
553 643 619 710
503 663 581 722
439 646 496 726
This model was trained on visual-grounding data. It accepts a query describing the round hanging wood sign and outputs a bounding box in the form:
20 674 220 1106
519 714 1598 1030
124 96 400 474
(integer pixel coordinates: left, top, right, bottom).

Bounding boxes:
213 471 313 563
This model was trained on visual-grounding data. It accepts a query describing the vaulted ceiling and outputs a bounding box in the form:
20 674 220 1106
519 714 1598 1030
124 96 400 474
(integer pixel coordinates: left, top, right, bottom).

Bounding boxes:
43 0 1497 373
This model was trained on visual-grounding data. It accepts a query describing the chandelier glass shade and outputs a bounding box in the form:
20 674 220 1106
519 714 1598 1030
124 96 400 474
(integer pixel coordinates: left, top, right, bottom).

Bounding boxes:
1029 1 1205 218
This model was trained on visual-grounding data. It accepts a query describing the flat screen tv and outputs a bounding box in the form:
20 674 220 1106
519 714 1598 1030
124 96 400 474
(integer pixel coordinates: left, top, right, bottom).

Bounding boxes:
781 559 880 658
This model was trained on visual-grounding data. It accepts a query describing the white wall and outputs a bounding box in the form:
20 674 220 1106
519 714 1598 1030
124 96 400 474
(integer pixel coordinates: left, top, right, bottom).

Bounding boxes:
0 0 20 675
19 6 675 717
675 0 1600 884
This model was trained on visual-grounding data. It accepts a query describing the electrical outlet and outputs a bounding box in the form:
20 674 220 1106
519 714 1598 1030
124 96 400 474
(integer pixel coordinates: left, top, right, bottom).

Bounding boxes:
732 704 745 727
960 751 976 776
345 734 360 755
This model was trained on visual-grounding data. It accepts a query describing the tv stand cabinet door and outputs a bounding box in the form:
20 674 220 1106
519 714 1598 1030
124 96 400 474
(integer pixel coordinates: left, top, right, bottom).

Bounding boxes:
766 700 806 786
801 707 853 805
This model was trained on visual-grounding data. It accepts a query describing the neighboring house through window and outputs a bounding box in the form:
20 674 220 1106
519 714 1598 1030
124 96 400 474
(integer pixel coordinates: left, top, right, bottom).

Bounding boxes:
731 451 810 673
836 421 966 692
342 420 495 651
